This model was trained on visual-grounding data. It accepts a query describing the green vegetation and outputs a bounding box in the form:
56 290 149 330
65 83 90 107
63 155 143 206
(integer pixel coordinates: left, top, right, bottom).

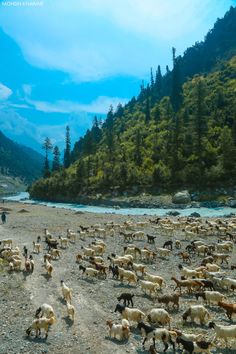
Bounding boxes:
0 131 44 184
29 7 236 201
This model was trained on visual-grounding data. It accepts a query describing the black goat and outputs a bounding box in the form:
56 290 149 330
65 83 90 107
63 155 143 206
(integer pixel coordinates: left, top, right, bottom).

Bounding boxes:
137 322 176 351
163 240 173 250
176 337 213 354
109 265 119 279
117 293 134 307
147 234 156 244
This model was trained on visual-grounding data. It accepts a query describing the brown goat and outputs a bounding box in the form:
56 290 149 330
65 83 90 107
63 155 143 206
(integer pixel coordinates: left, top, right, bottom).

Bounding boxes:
218 301 236 320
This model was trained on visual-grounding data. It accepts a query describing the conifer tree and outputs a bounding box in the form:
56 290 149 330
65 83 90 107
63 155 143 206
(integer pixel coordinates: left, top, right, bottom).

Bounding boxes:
52 145 61 171
63 126 71 168
42 137 52 178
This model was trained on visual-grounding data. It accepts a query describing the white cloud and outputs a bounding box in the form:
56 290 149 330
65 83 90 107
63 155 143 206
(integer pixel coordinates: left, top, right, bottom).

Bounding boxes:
0 0 232 81
0 83 12 100
26 96 129 114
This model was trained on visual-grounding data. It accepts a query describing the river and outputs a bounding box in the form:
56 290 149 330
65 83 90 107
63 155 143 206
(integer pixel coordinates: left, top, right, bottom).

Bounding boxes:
3 192 236 217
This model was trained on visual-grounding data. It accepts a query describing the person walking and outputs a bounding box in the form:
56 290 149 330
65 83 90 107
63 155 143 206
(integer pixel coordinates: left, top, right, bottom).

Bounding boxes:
1 212 6 224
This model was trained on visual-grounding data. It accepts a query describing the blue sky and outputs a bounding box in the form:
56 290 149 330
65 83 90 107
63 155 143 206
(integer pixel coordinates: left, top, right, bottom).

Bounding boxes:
0 0 235 153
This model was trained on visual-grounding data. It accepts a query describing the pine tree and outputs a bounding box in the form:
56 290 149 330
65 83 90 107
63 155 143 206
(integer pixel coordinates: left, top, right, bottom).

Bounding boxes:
134 130 142 166
52 145 61 172
145 97 151 123
155 65 162 100
170 47 182 112
42 137 52 178
63 126 71 168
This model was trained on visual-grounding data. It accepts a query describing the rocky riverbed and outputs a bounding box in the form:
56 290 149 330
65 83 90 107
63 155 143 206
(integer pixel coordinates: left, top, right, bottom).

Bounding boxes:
0 202 236 354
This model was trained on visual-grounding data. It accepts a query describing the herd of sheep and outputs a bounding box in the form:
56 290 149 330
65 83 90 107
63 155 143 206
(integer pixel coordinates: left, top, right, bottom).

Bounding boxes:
1 215 236 353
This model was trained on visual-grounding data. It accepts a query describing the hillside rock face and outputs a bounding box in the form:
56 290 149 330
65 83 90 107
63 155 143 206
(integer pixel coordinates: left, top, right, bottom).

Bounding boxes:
172 190 191 204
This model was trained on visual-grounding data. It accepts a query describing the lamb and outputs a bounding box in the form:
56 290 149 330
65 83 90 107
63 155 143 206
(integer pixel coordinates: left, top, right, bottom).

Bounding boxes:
218 301 236 320
106 319 130 341
66 300 75 321
195 291 225 305
157 293 180 310
35 303 55 319
117 293 134 307
139 280 160 297
61 280 72 303
137 321 177 351
26 316 56 338
0 239 13 248
176 337 214 354
32 241 42 254
144 273 165 288
182 305 210 325
59 236 69 248
147 308 171 327
209 321 236 347
178 264 202 279
114 304 145 324
45 258 53 277
79 265 99 278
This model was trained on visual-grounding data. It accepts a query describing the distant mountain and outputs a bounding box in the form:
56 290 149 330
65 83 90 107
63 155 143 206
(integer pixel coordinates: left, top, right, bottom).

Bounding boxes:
0 131 44 183
29 6 236 200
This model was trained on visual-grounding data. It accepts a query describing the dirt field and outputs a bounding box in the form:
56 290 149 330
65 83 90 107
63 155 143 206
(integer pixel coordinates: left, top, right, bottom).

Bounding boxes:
0 201 236 354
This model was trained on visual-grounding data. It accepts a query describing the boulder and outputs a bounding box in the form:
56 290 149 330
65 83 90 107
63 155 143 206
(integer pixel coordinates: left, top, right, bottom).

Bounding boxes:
166 210 180 216
189 212 201 218
172 190 191 204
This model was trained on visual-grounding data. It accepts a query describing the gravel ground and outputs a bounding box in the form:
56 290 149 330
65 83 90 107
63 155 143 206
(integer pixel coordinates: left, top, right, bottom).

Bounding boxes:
0 201 236 354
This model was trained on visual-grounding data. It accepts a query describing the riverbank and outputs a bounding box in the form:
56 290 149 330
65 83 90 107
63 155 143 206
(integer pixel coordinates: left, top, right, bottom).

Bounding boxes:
1 201 236 353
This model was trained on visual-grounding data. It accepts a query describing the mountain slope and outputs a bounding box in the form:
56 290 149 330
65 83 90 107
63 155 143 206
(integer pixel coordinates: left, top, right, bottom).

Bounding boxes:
29 6 236 201
0 131 43 183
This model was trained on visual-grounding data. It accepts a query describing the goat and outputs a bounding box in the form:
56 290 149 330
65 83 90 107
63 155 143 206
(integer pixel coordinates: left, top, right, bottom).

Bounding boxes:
117 293 135 307
218 301 236 320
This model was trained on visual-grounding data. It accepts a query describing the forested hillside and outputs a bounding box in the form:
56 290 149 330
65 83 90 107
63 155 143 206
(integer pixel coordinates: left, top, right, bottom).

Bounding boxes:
29 7 236 201
0 131 44 183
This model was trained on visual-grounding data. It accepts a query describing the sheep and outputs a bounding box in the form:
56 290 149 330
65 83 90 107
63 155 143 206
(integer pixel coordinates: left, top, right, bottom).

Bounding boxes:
66 300 75 321
132 231 145 240
118 267 137 285
79 265 99 278
49 248 61 259
212 253 230 265
114 304 145 324
35 303 55 319
178 264 203 279
195 291 225 305
117 293 134 307
108 255 133 266
90 243 106 256
175 239 182 249
9 258 21 271
59 236 69 248
139 280 160 297
81 246 95 258
176 337 214 354
218 301 236 320
163 240 173 250
196 245 209 257
220 277 236 291
32 241 42 254
205 263 220 272
124 246 141 259
89 256 104 264
144 273 165 288
147 308 171 327
178 251 191 264
156 247 171 258
66 229 76 243
26 316 56 338
109 265 119 279
157 293 180 310
174 329 204 342
45 258 53 277
90 261 107 279
0 239 13 248
137 322 177 351
171 277 203 294
75 253 83 263
216 242 232 253
209 321 236 347
131 262 146 275
61 280 72 303
146 234 156 244
106 319 130 341
182 305 210 325
44 253 52 263
141 248 156 263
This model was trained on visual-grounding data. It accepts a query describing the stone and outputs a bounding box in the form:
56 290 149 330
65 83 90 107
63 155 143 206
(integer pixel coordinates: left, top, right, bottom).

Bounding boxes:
189 212 201 218
166 210 180 216
228 199 236 208
172 190 191 204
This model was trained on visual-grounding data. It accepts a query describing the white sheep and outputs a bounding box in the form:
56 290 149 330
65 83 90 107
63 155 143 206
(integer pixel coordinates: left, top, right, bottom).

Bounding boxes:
45 258 53 276
61 280 72 303
195 291 225 305
156 248 171 257
59 236 69 248
147 308 171 327
35 303 55 318
144 273 165 288
139 280 160 297
106 319 130 340
183 305 210 325
115 304 145 324
209 321 236 347
26 316 56 338
32 241 42 254
0 239 13 248
66 300 75 321
118 267 137 285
